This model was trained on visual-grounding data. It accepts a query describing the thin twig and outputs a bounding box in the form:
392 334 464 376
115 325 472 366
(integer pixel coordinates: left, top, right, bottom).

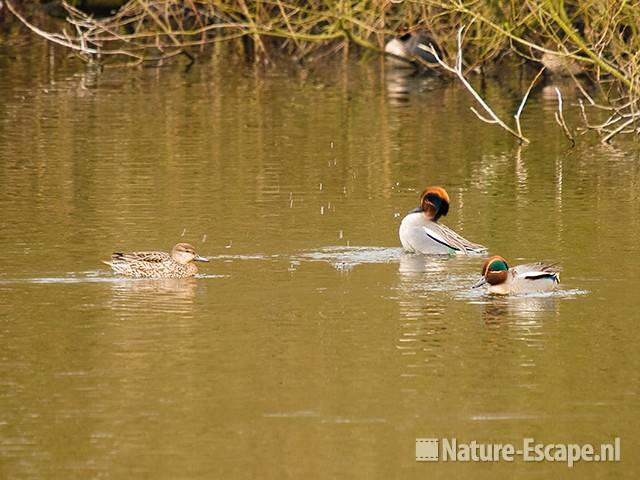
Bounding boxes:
553 88 575 146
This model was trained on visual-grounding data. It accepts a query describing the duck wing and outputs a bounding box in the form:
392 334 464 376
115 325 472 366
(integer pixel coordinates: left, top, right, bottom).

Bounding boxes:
110 251 170 263
512 262 561 281
422 222 487 254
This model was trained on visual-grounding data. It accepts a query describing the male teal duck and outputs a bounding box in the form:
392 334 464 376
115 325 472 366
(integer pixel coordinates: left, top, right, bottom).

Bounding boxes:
384 31 441 68
103 242 209 278
399 186 487 255
472 256 561 295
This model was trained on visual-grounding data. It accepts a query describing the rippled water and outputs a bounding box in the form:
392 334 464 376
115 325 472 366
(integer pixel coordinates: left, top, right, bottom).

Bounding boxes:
1 43 639 478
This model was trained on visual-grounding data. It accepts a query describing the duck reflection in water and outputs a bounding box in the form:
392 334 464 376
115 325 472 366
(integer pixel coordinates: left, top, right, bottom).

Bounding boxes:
480 295 560 326
398 253 449 277
107 278 199 316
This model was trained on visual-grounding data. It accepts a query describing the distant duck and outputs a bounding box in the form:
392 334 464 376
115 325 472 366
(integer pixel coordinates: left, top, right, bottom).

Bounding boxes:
399 186 487 255
540 51 585 76
103 242 209 278
384 31 442 68
472 256 561 294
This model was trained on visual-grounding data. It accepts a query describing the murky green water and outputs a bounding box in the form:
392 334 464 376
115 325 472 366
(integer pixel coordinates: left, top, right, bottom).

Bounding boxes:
1 43 639 478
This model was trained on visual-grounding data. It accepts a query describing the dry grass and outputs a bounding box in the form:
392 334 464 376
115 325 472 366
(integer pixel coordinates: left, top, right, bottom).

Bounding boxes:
4 0 640 141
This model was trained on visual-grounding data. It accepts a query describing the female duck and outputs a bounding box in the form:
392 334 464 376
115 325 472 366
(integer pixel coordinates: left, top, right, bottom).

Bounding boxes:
103 242 209 278
399 186 486 255
473 256 560 295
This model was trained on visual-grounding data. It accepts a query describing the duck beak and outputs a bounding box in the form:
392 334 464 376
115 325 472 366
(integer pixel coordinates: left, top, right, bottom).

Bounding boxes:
472 277 487 289
408 206 423 214
194 255 209 262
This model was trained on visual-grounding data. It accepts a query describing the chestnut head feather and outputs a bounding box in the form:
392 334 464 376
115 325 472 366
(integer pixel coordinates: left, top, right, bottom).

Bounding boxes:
419 186 450 222
481 255 509 285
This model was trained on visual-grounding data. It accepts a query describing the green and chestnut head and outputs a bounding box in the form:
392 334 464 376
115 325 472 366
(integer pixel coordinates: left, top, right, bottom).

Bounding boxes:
473 256 509 288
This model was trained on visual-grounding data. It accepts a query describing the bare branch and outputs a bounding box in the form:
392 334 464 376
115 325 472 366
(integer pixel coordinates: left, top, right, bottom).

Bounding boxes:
553 88 575 146
602 117 636 143
515 67 545 138
420 26 529 143
470 107 499 124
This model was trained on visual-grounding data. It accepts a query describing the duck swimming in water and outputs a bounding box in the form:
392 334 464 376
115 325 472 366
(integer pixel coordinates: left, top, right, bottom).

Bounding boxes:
473 256 561 295
103 242 209 278
399 186 487 255
384 31 442 69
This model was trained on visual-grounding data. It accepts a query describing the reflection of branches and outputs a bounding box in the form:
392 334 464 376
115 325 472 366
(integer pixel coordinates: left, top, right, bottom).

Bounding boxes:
423 26 543 144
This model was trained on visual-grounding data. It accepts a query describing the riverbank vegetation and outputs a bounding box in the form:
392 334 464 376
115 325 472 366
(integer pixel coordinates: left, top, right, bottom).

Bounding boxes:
3 1 639 143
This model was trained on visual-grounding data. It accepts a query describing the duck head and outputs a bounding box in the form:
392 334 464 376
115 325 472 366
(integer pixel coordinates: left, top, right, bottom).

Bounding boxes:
171 243 209 264
473 256 509 288
409 186 450 222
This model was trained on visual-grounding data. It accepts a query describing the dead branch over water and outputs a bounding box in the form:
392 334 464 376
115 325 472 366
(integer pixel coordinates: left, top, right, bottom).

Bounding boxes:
5 0 640 143
423 26 547 144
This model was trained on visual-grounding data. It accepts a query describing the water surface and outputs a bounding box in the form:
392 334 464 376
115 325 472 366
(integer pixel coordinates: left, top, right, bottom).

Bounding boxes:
1 44 639 478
